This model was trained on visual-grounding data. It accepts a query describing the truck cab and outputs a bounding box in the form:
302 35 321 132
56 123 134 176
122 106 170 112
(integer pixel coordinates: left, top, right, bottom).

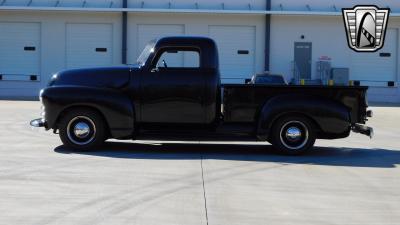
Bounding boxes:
135 37 220 125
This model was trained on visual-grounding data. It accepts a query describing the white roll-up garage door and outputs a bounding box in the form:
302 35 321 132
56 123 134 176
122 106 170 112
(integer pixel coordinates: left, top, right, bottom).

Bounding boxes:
0 22 40 81
66 23 113 69
209 25 256 84
137 24 184 67
350 28 398 86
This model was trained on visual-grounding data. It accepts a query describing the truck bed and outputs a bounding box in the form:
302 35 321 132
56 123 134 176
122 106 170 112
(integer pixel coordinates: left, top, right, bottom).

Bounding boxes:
222 84 368 124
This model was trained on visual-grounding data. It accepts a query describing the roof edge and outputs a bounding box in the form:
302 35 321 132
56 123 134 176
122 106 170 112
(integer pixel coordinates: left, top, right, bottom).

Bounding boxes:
0 6 399 17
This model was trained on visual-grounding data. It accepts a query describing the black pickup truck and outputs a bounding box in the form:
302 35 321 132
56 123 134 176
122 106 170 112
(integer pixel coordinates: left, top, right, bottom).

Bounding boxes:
31 36 373 155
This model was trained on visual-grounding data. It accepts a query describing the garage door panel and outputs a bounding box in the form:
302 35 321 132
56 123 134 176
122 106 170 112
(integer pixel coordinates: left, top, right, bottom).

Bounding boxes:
0 22 40 76
66 23 113 69
137 24 184 67
209 25 255 83
351 28 397 84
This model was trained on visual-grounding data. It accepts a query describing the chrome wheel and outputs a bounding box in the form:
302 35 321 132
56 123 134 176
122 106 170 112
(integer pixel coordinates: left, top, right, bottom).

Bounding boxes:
279 121 309 150
73 122 90 138
66 116 96 145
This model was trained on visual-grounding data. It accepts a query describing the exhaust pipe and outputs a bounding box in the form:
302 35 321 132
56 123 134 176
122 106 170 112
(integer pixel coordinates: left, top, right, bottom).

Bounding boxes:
352 124 374 139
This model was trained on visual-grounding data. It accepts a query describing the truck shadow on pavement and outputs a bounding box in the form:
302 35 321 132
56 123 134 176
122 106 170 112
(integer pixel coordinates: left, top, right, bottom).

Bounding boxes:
54 142 400 168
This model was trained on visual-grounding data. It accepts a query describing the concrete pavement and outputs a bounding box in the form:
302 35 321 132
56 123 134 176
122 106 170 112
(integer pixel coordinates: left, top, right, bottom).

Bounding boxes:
0 100 399 225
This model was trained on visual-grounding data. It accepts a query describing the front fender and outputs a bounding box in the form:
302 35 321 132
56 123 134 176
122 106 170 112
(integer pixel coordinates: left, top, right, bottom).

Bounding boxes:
41 85 134 139
257 95 350 139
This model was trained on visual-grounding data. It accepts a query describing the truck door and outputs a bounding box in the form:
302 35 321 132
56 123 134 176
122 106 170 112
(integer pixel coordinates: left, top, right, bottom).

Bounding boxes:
140 48 205 124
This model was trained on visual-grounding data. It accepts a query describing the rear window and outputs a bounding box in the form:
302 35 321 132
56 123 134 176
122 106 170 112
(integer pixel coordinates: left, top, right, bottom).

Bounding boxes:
255 76 285 84
157 50 200 68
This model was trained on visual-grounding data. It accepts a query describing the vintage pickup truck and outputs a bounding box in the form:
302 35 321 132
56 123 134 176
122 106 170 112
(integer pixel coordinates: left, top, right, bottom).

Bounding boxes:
31 36 373 155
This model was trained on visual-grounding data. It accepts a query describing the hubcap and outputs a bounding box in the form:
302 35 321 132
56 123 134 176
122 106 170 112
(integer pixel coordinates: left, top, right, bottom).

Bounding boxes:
73 122 90 139
66 116 96 145
286 127 302 141
279 121 309 150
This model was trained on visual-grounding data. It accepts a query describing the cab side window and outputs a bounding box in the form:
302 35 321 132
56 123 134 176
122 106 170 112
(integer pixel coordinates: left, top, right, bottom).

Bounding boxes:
156 49 200 69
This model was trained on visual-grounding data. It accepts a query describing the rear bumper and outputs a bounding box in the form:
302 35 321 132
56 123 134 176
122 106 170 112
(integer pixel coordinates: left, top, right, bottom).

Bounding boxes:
352 124 374 138
30 118 47 128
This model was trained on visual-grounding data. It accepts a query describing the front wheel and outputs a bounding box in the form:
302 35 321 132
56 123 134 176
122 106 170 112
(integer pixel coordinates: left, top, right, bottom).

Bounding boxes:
271 116 316 155
59 108 107 151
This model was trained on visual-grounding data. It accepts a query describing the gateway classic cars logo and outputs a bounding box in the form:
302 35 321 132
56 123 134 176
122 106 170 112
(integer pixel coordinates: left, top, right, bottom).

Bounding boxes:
343 5 390 52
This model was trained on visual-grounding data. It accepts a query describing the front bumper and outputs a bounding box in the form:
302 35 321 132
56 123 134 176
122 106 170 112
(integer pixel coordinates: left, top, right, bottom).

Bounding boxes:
30 118 46 128
352 124 374 139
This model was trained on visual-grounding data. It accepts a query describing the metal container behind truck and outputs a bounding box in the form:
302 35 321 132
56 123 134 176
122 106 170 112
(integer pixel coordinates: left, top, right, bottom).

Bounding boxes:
331 68 350 86
317 60 331 85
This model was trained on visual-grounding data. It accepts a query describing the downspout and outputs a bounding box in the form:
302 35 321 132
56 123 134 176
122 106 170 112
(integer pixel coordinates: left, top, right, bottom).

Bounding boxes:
122 0 128 64
265 0 271 71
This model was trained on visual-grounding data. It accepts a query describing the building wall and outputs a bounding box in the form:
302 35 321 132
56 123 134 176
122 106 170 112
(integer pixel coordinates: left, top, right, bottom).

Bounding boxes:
270 15 400 102
0 11 122 98
270 15 351 81
0 11 266 97
0 2 399 102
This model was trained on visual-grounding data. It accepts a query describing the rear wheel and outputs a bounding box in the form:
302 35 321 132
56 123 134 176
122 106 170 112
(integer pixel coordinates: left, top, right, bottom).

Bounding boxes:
271 116 316 155
59 108 106 151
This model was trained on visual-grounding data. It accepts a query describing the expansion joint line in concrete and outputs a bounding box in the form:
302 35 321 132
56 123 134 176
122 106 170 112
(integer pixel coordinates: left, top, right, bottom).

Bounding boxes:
200 156 209 225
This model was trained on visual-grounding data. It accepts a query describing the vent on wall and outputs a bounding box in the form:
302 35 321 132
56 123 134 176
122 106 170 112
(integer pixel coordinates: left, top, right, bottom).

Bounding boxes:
30 75 38 81
380 52 391 57
95 48 107 52
0 74 40 82
24 46 36 51
237 50 249 55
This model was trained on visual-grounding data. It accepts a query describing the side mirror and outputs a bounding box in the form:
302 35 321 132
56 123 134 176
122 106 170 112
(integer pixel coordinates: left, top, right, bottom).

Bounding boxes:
151 67 159 73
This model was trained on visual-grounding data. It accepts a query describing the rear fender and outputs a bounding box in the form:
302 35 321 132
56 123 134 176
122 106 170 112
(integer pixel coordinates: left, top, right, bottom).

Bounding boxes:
257 95 350 140
41 86 134 139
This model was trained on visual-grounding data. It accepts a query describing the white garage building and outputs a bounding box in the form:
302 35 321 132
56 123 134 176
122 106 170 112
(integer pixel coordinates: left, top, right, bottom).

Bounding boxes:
0 0 399 102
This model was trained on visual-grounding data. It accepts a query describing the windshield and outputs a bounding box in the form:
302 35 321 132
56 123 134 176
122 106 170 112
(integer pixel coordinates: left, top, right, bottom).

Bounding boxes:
136 40 156 66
